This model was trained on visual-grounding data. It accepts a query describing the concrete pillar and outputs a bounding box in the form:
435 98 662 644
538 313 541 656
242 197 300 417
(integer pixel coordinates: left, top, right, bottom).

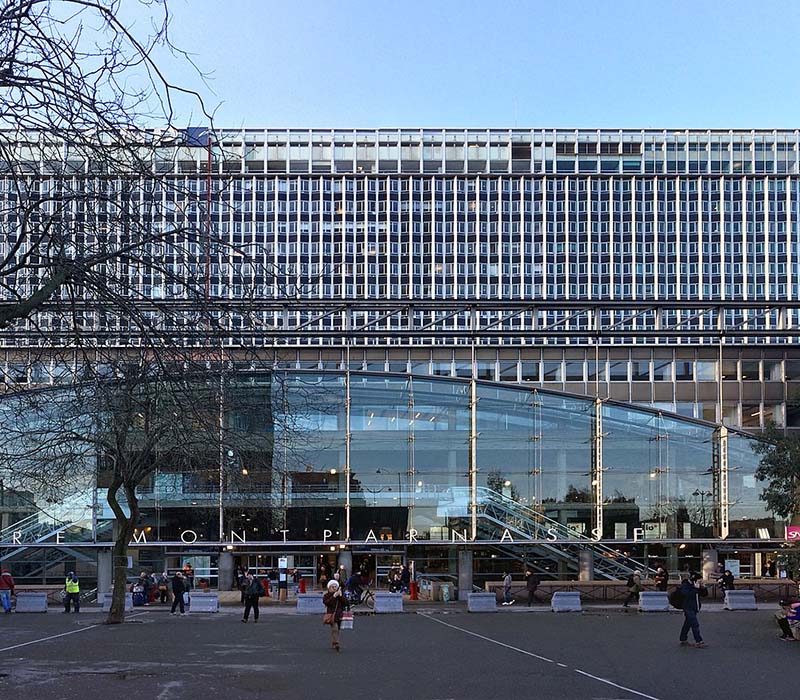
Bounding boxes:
218 550 234 592
337 550 353 580
458 549 473 601
97 549 112 599
701 548 718 581
578 549 594 581
666 545 679 575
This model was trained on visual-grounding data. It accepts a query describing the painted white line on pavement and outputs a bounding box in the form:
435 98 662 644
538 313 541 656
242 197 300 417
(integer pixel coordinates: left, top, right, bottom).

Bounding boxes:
420 614 554 663
574 669 661 700
156 680 183 700
419 614 661 700
0 611 147 653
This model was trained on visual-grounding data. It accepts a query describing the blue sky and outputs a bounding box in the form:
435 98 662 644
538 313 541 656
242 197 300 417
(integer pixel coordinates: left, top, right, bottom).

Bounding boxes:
152 0 800 128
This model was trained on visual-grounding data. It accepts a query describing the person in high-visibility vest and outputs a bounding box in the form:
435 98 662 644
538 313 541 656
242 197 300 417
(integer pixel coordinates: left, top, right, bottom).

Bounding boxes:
64 572 80 613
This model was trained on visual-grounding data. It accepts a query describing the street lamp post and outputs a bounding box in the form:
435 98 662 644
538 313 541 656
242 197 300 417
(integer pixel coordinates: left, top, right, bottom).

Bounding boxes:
693 489 713 528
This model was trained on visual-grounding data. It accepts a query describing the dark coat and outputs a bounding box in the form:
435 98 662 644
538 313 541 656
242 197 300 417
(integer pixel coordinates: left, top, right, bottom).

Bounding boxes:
654 571 669 591
171 575 185 595
323 590 345 622
244 577 263 597
525 572 540 591
679 579 708 612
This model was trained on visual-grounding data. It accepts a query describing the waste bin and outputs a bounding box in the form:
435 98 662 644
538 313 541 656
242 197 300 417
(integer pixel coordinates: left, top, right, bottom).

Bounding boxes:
441 583 451 603
409 581 419 600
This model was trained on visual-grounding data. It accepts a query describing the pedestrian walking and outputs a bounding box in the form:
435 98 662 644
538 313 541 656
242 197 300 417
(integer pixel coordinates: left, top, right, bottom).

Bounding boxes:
654 567 669 592
241 572 264 623
0 568 15 613
775 600 800 641
64 571 80 613
400 564 411 593
323 579 345 652
132 571 151 606
501 572 514 605
678 572 708 648
524 569 540 606
622 571 642 608
170 571 186 615
157 571 170 604
718 569 736 592
182 563 194 590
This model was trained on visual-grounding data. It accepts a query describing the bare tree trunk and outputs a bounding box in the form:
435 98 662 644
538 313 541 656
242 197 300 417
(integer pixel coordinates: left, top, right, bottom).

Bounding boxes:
105 479 138 624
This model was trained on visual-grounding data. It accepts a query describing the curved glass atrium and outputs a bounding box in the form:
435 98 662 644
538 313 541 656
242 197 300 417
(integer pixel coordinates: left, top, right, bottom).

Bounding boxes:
6 371 769 547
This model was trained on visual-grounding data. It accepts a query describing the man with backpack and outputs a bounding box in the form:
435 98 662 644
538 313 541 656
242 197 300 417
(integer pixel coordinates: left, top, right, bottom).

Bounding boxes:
674 572 708 648
241 571 266 623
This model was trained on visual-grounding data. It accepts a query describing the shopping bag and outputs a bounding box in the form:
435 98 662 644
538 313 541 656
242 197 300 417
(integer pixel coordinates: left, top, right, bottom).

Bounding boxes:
340 611 354 630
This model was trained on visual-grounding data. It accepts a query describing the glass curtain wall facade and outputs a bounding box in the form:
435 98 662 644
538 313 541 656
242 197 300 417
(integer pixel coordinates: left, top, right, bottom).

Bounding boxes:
12 371 768 545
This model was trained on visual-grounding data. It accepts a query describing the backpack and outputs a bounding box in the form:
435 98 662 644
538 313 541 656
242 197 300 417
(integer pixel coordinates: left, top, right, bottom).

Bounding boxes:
626 574 635 588
668 587 684 609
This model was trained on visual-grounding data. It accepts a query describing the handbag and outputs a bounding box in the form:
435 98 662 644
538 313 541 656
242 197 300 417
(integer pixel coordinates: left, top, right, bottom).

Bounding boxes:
340 611 354 630
323 612 334 625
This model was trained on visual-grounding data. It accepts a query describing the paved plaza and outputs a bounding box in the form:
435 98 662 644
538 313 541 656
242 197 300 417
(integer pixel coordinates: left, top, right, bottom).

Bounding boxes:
0 606 792 700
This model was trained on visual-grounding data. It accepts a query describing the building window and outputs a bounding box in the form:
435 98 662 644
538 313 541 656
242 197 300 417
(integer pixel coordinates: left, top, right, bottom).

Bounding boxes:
499 362 518 382
431 362 451 377
564 361 584 381
631 361 650 382
609 361 628 382
741 404 761 427
587 360 606 382
740 361 760 381
520 362 539 382
542 362 562 382
475 362 495 381
696 361 716 382
674 361 694 381
785 360 800 381
763 360 782 382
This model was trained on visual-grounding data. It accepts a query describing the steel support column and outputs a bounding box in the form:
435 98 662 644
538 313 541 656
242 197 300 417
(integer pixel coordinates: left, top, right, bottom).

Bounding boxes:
345 369 352 542
469 377 478 541
407 379 415 536
713 425 729 539
591 398 604 536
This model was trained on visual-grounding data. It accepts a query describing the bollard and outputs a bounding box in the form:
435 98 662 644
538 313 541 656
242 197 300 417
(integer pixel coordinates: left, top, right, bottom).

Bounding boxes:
299 577 307 594
409 581 419 600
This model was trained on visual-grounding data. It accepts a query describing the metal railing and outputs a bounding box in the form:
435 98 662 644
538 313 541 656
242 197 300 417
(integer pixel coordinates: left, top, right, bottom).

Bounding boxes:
476 488 655 579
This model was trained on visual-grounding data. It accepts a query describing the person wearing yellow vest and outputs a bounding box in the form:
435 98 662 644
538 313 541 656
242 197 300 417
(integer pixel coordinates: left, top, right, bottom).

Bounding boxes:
64 572 80 613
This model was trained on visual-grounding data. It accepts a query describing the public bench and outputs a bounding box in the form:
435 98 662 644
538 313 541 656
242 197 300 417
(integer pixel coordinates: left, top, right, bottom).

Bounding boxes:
724 590 758 610
15 591 48 613
189 592 219 613
101 590 133 613
295 593 326 614
551 591 582 612
638 591 670 612
374 591 404 613
468 592 497 612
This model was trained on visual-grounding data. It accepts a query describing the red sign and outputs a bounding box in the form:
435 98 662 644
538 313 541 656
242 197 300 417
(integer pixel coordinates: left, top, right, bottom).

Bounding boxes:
786 526 800 541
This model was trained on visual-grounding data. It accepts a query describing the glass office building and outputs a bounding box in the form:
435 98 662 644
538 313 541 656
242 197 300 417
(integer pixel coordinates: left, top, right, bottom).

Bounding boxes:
0 128 797 584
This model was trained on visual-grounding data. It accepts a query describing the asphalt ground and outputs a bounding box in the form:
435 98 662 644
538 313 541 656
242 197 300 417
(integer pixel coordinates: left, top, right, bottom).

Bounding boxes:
0 607 793 700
